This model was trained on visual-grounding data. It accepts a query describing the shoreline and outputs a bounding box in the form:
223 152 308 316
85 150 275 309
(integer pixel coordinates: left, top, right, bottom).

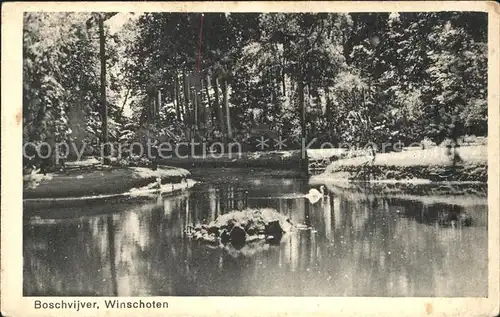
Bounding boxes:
23 145 488 202
313 145 487 184
23 165 191 199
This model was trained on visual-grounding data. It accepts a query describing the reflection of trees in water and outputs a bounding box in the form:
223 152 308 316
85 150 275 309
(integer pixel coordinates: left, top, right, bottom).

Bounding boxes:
23 217 112 295
389 198 486 228
269 192 486 296
108 195 206 296
343 195 446 295
24 182 488 296
113 207 158 295
107 215 118 296
24 196 190 296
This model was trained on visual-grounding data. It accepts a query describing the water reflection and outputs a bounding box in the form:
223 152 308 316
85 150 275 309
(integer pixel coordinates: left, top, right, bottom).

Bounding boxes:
24 173 488 297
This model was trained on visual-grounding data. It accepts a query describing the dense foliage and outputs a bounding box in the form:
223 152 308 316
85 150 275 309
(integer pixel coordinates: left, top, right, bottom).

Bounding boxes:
23 12 488 161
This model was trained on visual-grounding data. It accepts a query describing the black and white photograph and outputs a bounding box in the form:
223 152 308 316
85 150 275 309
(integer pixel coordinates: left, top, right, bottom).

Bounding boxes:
2 1 499 316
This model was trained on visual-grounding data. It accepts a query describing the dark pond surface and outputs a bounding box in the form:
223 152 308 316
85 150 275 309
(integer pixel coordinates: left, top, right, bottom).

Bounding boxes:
23 168 488 297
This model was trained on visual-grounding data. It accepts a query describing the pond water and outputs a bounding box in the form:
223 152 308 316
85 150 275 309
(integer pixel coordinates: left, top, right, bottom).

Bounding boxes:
23 168 488 297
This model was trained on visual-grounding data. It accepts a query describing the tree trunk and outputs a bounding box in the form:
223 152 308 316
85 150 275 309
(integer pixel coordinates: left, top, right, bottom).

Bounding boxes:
325 89 333 140
281 68 286 96
173 78 180 121
275 68 281 97
193 86 198 131
157 88 161 117
183 71 190 124
98 15 109 163
222 78 232 139
176 75 184 121
271 70 277 105
325 90 332 120
282 43 287 97
199 78 205 126
213 76 224 133
150 92 155 123
298 78 306 141
204 74 212 122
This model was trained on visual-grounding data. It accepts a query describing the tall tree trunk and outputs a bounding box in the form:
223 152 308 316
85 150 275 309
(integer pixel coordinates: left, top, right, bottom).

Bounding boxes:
298 77 306 141
309 85 317 138
281 68 286 96
193 86 198 131
150 92 155 123
282 43 287 97
199 78 205 126
325 90 332 119
204 74 212 122
271 70 277 105
173 79 180 121
157 88 162 117
325 89 334 140
175 75 184 121
98 16 109 163
213 76 224 133
325 90 331 139
222 78 232 139
275 68 282 97
183 71 190 124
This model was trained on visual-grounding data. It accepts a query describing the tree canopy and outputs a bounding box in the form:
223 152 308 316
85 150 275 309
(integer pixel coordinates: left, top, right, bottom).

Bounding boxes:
23 11 488 159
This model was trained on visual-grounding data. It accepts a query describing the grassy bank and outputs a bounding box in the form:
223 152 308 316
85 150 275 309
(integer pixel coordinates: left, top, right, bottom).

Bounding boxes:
23 165 191 199
313 145 487 183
